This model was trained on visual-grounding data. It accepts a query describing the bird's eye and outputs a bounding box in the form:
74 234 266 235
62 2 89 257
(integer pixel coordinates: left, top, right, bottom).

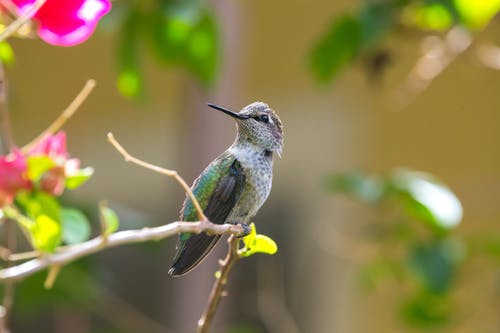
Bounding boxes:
258 114 269 123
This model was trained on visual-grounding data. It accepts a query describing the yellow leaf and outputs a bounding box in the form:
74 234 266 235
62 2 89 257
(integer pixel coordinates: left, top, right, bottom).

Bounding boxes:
455 0 500 29
30 215 62 252
253 235 278 255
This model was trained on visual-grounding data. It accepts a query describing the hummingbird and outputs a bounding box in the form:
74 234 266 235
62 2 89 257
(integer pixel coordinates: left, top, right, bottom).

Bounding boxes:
168 102 284 276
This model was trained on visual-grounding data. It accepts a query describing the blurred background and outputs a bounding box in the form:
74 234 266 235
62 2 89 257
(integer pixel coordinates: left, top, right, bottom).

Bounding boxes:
2 0 500 332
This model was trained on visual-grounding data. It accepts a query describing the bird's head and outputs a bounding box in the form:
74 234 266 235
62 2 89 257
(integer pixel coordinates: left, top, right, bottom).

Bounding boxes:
208 102 284 156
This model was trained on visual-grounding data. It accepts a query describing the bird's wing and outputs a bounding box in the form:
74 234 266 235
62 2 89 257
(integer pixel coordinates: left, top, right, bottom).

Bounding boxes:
169 153 245 276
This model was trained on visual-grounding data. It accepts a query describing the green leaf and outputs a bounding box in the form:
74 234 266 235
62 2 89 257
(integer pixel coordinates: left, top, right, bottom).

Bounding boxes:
408 238 464 294
65 167 94 190
148 4 200 62
16 191 61 223
240 223 278 257
388 169 463 231
0 41 15 65
117 7 144 98
407 3 455 31
185 12 218 84
61 208 91 244
100 206 119 235
401 292 451 326
326 171 385 204
359 1 395 46
27 156 55 181
117 68 142 98
310 15 361 82
148 6 219 85
29 214 62 252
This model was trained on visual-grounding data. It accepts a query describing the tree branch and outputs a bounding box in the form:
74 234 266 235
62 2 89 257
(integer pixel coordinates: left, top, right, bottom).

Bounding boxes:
197 236 240 333
107 132 207 221
0 0 46 43
0 220 244 283
22 79 96 152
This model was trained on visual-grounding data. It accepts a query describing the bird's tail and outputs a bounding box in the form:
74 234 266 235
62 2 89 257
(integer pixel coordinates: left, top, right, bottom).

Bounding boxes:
168 233 222 276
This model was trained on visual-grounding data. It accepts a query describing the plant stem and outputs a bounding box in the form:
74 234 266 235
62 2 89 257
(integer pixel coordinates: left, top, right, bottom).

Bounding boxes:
197 236 240 333
0 220 244 282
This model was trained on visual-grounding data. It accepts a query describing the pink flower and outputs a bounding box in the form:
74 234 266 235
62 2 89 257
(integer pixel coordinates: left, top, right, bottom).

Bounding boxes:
0 150 32 207
39 165 65 195
29 131 86 196
30 131 68 163
9 0 111 46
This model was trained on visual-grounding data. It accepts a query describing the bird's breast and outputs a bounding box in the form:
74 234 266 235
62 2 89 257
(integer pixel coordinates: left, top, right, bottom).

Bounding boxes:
227 146 274 223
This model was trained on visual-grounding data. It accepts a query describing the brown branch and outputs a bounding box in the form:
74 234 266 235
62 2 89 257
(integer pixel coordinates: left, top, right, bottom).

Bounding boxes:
0 0 46 43
197 236 240 333
22 79 96 152
393 27 472 110
0 220 244 283
107 132 207 221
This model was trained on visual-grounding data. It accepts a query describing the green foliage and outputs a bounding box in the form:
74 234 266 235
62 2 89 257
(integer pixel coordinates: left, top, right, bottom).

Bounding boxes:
327 168 465 328
17 191 61 225
401 292 451 327
148 3 218 84
310 0 500 82
116 0 219 98
99 205 120 235
14 192 93 251
61 208 91 244
326 171 385 204
16 192 62 252
455 0 500 29
13 263 99 314
388 169 462 232
310 15 361 83
116 5 144 98
65 167 94 190
0 41 15 65
408 238 463 294
327 169 462 232
239 223 278 257
30 214 62 253
26 156 55 182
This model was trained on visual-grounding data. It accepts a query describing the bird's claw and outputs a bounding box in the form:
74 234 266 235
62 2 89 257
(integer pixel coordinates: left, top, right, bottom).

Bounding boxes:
230 222 251 238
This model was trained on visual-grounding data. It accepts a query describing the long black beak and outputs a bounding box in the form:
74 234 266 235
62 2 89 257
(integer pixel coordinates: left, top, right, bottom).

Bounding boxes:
207 103 250 120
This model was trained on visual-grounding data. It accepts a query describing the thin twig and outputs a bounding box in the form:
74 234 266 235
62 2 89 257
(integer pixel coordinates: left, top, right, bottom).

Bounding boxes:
43 265 60 289
0 220 244 282
107 132 207 221
98 201 110 244
0 0 46 43
22 79 96 152
394 27 472 110
0 248 40 261
197 236 240 333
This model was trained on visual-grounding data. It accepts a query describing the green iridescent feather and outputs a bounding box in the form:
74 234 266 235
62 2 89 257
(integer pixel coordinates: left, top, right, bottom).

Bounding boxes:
179 152 235 241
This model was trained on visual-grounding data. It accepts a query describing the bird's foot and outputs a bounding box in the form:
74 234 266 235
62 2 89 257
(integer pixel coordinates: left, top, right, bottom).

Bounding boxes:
229 222 251 238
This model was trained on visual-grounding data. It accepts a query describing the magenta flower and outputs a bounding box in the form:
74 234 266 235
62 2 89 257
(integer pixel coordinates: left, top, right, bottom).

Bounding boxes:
10 0 111 46
30 131 68 162
0 150 32 207
29 131 90 196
